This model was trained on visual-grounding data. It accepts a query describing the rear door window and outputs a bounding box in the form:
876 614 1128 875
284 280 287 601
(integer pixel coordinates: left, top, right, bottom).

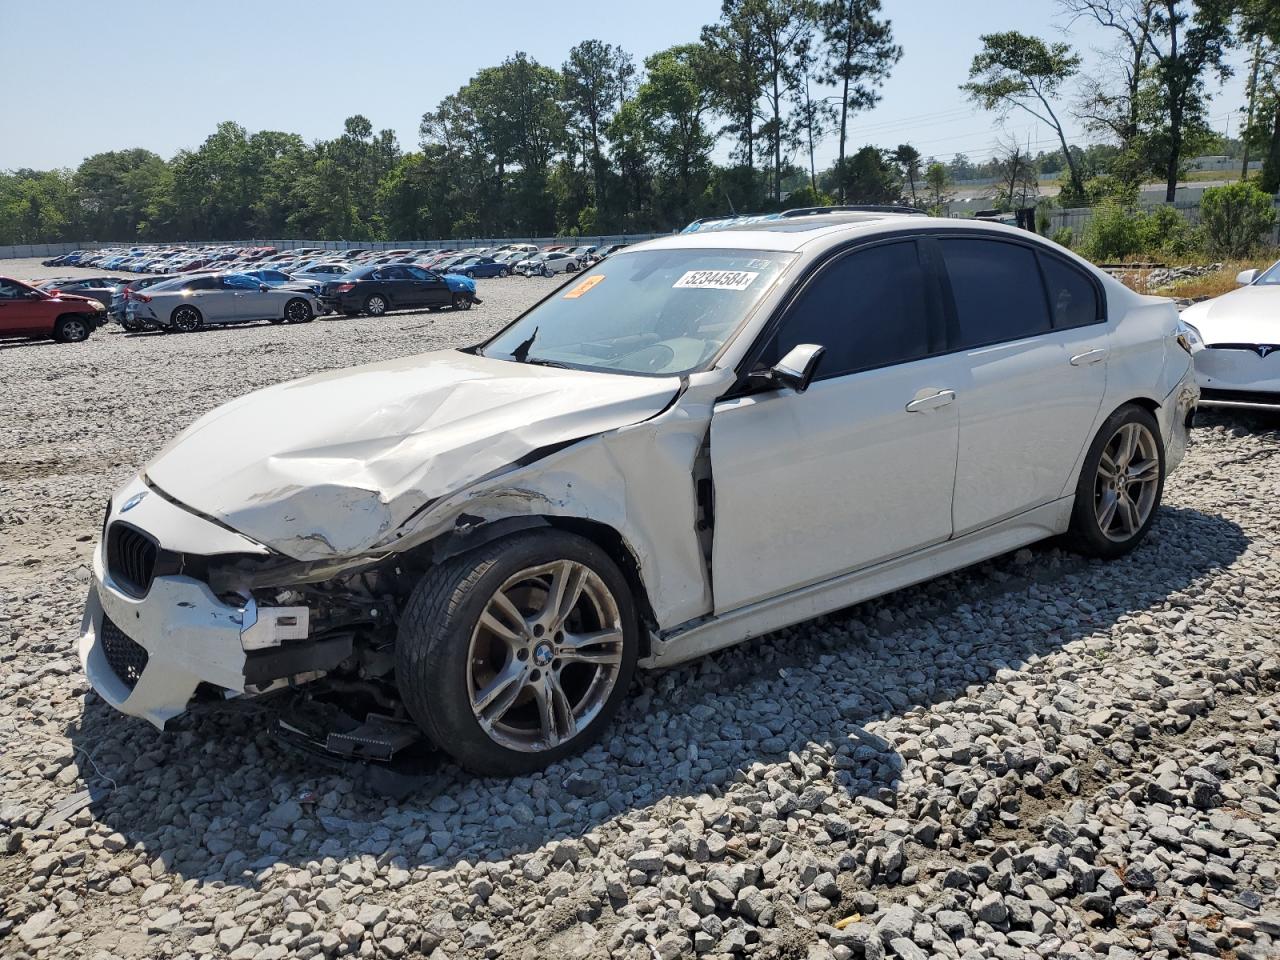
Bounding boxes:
1039 254 1102 329
939 238 1052 348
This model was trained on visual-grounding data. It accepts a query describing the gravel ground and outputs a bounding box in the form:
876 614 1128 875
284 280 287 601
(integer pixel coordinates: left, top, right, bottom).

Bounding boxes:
2 253 1279 960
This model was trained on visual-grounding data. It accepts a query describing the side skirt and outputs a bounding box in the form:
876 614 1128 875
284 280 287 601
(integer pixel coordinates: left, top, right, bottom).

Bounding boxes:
640 496 1074 669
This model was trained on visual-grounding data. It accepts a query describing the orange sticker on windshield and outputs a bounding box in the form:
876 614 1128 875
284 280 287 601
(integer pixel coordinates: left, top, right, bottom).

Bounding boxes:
563 274 605 299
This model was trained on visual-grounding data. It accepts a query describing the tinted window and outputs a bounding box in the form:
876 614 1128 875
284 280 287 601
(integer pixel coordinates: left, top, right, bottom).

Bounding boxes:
184 276 219 291
764 241 934 380
0 280 26 299
1039 254 1100 329
405 266 435 281
940 238 1051 348
223 274 259 289
379 266 409 280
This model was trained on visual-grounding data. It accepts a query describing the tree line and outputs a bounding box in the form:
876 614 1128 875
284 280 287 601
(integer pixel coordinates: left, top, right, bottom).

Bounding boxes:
2 0 1277 246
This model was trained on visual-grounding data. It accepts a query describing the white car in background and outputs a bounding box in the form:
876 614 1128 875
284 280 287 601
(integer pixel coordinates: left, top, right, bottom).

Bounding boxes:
1181 259 1280 405
81 211 1196 776
515 251 580 276
129 273 321 331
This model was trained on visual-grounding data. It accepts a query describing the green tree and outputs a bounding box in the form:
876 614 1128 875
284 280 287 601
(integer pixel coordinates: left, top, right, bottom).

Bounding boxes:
816 0 900 201
891 144 921 204
961 31 1086 202
923 161 953 214
563 40 634 213
74 149 168 239
821 145 901 203
1144 1 1235 202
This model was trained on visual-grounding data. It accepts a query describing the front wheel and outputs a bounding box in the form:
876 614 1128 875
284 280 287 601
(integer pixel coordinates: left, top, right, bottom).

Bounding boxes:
499 267 510 278
396 531 639 776
452 293 472 311
54 316 91 343
1064 404 1165 559
284 298 313 323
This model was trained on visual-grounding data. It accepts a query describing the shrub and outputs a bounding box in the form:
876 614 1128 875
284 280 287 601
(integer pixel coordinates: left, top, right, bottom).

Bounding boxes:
1052 226 1074 248
1199 182 1277 257
1136 204 1198 257
1078 202 1141 261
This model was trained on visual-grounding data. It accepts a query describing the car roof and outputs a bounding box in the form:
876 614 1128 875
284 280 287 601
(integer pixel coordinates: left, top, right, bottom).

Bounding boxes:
634 212 1044 254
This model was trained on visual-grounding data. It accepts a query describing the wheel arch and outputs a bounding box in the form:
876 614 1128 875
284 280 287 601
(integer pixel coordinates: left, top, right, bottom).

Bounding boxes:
407 513 657 659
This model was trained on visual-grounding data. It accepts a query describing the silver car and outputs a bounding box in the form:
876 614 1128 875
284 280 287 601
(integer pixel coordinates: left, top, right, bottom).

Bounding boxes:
130 273 321 332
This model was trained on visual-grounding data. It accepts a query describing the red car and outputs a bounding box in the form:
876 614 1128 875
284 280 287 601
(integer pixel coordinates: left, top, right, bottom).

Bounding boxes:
0 276 107 343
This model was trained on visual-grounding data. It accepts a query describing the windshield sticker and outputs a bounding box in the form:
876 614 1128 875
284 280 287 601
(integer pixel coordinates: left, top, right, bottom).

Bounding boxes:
674 269 759 291
563 274 606 299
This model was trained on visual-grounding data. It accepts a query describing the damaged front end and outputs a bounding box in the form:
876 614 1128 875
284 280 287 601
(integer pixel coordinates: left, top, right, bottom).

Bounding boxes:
80 475 421 736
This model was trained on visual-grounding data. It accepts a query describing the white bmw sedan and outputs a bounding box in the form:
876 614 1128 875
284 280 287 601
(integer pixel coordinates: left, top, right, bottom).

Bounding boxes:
132 272 321 331
81 211 1197 774
1181 259 1280 405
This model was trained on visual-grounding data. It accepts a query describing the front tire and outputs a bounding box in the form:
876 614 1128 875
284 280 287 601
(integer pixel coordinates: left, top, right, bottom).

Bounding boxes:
53 316 91 343
396 531 639 776
1064 404 1165 559
284 298 313 323
452 293 472 311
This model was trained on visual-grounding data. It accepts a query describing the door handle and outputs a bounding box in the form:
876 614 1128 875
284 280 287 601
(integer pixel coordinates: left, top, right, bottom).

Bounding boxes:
1070 348 1108 366
905 389 956 413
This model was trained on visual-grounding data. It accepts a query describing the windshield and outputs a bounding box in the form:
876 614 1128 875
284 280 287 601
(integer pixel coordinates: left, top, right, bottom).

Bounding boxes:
1255 260 1280 285
481 247 795 376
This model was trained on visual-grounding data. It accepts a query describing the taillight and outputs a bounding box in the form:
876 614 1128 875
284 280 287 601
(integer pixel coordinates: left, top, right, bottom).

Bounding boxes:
336 283 355 293
136 294 152 303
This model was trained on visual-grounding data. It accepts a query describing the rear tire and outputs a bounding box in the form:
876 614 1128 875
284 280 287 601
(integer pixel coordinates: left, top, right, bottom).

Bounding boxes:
53 316 91 343
396 531 638 776
170 305 202 333
499 267 510 278
364 294 388 317
1064 404 1165 559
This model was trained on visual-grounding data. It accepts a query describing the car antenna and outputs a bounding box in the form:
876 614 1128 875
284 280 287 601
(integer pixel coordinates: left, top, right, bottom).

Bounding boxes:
511 326 538 363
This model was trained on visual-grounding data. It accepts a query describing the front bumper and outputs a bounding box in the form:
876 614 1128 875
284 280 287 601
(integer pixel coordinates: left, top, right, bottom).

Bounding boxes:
79 478 313 729
1193 347 1280 404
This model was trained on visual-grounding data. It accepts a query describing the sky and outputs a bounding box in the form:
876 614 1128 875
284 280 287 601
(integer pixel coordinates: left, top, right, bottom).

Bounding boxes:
0 0 1251 173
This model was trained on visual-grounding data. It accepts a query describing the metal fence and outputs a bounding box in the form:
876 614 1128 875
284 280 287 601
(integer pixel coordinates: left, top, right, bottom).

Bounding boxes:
0 233 673 261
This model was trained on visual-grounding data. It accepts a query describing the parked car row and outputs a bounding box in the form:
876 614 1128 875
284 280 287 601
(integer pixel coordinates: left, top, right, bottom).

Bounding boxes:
41 241 631 282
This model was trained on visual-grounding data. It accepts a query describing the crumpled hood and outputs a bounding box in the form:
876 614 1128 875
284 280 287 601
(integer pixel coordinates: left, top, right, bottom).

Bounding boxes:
146 350 680 560
1182 286 1280 345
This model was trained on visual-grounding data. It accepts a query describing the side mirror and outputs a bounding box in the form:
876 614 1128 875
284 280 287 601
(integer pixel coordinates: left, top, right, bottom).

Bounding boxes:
770 343 825 393
259 283 270 292
1236 268 1259 286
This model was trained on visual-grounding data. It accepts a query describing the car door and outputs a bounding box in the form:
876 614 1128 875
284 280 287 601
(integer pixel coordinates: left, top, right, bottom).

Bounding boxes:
0 279 48 335
182 275 232 321
935 236 1109 536
372 266 412 305
406 265 451 306
708 239 962 614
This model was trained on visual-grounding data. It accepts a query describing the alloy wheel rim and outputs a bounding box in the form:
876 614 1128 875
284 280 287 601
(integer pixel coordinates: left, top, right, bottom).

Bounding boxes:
64 320 86 340
287 300 309 321
467 560 624 753
368 297 385 314
1094 421 1159 542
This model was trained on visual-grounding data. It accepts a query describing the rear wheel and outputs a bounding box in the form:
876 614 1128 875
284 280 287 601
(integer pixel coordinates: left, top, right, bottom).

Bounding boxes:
53 316 90 343
284 298 313 323
499 267 510 278
396 531 638 775
170 305 203 333
364 294 388 317
1064 404 1165 559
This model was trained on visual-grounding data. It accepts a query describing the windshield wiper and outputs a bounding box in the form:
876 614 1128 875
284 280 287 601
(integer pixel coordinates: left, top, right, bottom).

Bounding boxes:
510 325 538 362
521 357 573 369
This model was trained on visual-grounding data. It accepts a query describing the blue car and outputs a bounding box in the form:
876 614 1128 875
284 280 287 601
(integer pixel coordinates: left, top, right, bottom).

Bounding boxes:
240 268 298 288
444 255 512 279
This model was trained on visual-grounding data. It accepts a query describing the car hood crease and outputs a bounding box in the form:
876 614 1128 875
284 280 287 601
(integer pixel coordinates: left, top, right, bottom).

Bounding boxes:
146 350 681 560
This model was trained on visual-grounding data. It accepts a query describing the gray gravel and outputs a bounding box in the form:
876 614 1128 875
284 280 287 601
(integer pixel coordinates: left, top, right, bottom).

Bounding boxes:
2 254 1279 960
